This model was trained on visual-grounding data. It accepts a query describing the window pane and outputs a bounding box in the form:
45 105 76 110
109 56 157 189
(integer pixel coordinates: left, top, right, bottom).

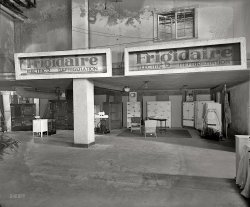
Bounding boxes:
157 8 195 41
184 28 193 38
158 12 176 40
176 9 194 39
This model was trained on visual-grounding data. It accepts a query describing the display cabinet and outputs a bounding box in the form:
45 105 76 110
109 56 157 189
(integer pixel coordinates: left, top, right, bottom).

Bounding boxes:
127 102 141 128
11 104 35 131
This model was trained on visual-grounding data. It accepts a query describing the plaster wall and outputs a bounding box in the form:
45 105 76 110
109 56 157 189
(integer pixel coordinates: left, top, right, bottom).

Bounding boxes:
0 12 14 76
72 0 250 64
94 95 106 111
15 0 72 54
1 0 249 75
0 0 72 78
229 81 250 135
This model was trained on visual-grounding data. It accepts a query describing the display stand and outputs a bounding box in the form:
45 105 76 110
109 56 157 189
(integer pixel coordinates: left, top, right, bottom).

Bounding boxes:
94 114 109 134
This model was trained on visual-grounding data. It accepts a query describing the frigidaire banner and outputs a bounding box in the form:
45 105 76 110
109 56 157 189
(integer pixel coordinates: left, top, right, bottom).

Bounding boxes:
15 49 112 79
125 38 246 76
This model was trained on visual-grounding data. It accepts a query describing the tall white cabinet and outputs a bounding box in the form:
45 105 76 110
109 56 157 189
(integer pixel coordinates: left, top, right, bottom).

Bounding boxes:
127 102 141 128
194 101 214 130
147 101 171 128
204 102 222 131
183 102 194 127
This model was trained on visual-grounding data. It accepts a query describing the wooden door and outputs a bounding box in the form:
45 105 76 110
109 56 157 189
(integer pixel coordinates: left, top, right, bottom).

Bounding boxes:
103 102 122 130
122 96 129 127
169 95 182 128
110 103 122 129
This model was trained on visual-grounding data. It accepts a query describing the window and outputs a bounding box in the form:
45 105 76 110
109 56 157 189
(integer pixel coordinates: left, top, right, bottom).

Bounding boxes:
156 8 196 41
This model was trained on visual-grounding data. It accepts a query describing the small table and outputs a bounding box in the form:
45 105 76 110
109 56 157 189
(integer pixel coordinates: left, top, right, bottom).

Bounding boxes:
148 117 167 133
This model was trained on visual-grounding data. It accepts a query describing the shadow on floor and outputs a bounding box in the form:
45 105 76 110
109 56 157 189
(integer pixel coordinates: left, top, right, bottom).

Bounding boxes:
141 172 236 190
116 129 235 152
117 128 192 138
140 172 248 204
5 129 235 152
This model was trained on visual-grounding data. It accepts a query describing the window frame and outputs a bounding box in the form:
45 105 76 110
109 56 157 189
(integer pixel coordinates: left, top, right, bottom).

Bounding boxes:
154 7 198 42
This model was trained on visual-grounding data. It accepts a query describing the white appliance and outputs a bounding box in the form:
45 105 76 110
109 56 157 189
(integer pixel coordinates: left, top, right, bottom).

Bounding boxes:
183 102 194 127
127 102 141 128
204 102 222 131
194 101 214 130
129 92 137 102
33 119 48 137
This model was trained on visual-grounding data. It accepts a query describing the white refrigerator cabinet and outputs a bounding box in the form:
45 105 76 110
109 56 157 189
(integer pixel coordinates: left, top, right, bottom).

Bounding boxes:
194 101 214 130
127 102 141 128
183 102 194 127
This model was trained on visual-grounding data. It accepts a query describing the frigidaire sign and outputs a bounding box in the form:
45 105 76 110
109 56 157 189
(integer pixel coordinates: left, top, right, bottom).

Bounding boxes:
125 38 246 76
15 49 112 79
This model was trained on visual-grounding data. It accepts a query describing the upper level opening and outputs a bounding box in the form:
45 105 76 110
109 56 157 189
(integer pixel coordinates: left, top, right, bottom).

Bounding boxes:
155 7 197 42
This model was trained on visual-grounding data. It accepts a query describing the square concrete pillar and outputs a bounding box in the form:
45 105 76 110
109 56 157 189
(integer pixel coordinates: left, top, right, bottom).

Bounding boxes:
1 91 11 131
34 98 40 116
73 79 95 147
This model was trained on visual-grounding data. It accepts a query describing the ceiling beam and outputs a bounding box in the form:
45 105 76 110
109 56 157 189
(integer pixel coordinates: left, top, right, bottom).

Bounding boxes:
0 4 27 20
94 81 123 91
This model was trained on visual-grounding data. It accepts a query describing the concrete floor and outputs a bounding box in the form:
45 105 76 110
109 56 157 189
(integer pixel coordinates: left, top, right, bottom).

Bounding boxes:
0 129 248 207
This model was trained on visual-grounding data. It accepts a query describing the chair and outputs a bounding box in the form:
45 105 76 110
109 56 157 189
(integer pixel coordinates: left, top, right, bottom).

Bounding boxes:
144 120 157 138
130 117 142 133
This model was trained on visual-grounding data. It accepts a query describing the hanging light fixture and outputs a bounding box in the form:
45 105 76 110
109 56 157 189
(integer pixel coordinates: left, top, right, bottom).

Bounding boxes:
144 81 149 89
123 86 130 92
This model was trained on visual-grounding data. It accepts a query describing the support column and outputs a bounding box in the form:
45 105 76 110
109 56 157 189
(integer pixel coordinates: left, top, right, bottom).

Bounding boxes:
1 91 11 131
72 0 89 49
34 98 40 116
73 79 95 147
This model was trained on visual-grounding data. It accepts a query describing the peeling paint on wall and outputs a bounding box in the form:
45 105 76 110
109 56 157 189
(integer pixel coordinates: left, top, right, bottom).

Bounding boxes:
17 0 71 53
88 1 145 26
229 81 250 135
0 13 15 74
73 0 248 64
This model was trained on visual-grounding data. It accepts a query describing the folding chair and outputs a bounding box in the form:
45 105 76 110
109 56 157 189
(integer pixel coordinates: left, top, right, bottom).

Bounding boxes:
131 117 142 133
